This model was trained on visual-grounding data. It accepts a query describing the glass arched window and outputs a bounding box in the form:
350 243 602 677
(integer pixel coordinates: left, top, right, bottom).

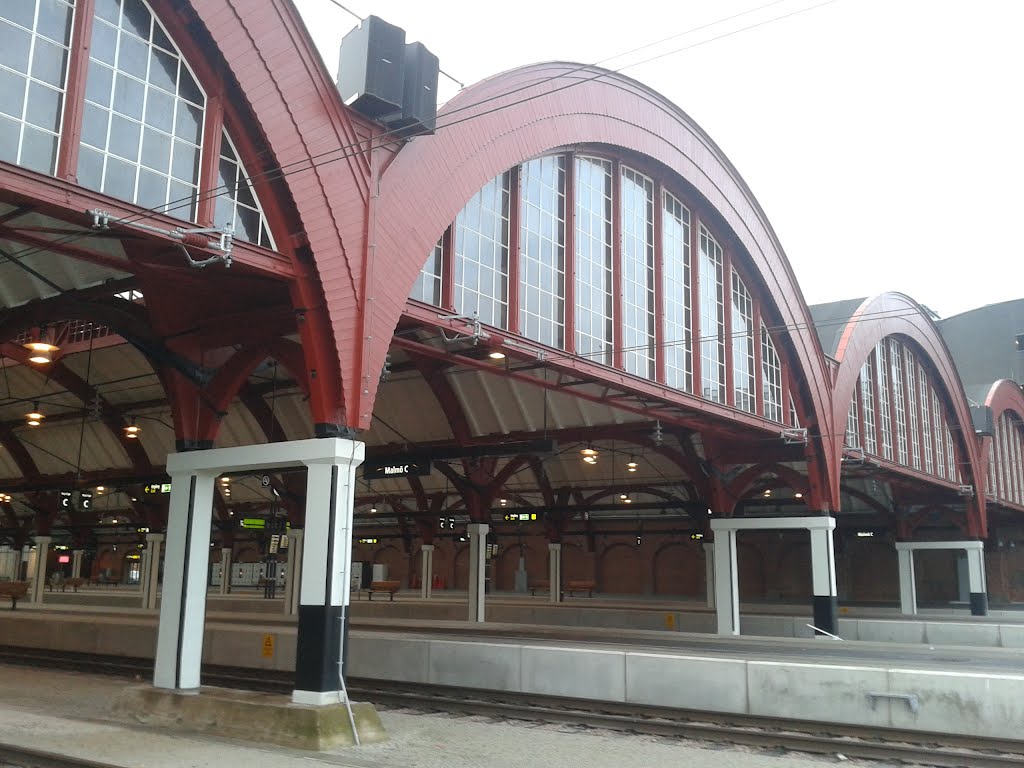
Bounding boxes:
453 171 510 327
519 155 565 348
0 1 74 174
413 239 443 305
620 166 655 378
217 131 274 248
761 322 782 422
78 0 205 219
699 224 725 402
731 270 755 413
662 191 691 392
575 156 613 365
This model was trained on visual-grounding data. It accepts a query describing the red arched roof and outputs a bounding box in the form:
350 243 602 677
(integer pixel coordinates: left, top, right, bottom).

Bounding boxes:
831 292 985 531
374 62 835 502
982 379 1024 502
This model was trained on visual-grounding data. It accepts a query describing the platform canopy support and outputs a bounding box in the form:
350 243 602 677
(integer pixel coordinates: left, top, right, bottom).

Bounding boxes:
710 516 837 637
467 523 489 622
153 438 364 704
895 540 987 616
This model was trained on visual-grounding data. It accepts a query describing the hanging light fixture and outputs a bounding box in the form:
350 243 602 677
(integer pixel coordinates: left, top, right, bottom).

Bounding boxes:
25 403 44 426
123 417 140 438
582 455 597 465
626 457 638 473
488 350 506 360
23 327 59 364
580 445 598 457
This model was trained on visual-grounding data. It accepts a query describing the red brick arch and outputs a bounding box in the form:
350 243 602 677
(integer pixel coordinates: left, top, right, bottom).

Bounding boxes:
831 292 985 535
374 62 836 505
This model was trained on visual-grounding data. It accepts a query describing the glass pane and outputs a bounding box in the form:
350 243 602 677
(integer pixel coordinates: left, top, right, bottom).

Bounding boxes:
108 113 141 160
0 22 32 74
104 155 137 200
25 81 62 132
117 33 149 80
37 0 73 45
143 86 174 132
81 102 109 148
1 4 36 29
95 0 122 25
121 0 152 41
136 168 167 209
170 139 197 182
90 20 118 66
178 65 202 105
113 74 145 120
151 21 172 52
174 101 201 144
85 63 114 107
20 126 57 174
0 116 20 164
167 180 195 219
77 146 104 190
140 126 170 171
0 69 26 119
31 38 68 87
235 206 259 242
235 177 256 209
148 47 176 93
214 196 234 229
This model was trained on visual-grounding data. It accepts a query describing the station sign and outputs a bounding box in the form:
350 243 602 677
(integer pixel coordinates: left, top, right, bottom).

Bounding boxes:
241 518 266 529
144 483 172 495
363 459 431 480
689 533 705 541
439 516 457 531
76 491 93 511
503 512 538 523
59 491 73 510
358 537 378 545
61 491 92 511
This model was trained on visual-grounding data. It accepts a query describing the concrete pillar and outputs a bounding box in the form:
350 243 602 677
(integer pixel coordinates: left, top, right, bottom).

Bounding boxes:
284 529 303 616
218 548 232 595
897 547 918 615
712 530 739 635
139 548 152 606
145 534 164 611
703 542 715 609
966 546 988 616
809 527 838 636
292 448 363 705
154 473 215 690
420 544 434 599
31 536 50 604
548 542 562 604
955 552 970 603
71 549 84 580
467 523 489 622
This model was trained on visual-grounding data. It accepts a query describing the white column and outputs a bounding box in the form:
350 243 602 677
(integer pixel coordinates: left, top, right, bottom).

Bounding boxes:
712 530 739 635
467 523 489 622
809 527 838 636
548 542 562 604
139 547 152 607
71 550 84 580
897 547 917 615
420 544 434 599
284 529 303 615
154 474 215 690
31 536 51 604
145 534 164 611
956 553 970 603
703 542 715 609
292 442 363 705
218 547 233 595
966 545 988 616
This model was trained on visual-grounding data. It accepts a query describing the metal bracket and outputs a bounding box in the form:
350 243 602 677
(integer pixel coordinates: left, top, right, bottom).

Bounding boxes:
87 209 234 268
867 692 920 714
781 427 808 444
437 312 490 346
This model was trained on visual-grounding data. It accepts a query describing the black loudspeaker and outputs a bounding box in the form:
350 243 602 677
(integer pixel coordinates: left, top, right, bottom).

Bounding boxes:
396 41 439 136
971 404 994 437
337 15 406 119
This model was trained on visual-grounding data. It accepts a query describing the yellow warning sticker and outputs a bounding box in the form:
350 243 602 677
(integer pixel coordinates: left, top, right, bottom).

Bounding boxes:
262 634 275 658
664 613 676 630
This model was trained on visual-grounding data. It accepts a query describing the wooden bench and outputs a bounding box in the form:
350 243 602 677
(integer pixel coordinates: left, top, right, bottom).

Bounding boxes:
565 580 596 597
529 579 550 596
367 580 400 601
0 581 29 610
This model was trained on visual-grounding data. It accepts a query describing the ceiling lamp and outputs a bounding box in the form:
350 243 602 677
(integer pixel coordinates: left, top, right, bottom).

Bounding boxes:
123 418 140 438
580 445 598 457
25 403 44 426
582 455 597 465
626 457 638 473
370 505 378 513
23 328 58 364
619 493 628 500
488 350 506 360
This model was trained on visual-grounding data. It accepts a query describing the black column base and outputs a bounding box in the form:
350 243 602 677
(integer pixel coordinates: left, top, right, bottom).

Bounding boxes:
969 592 988 616
812 595 838 636
314 423 360 439
295 604 342 692
175 439 213 452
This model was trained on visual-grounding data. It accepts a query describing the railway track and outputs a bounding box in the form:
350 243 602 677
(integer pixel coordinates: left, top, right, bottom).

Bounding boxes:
0 743 116 768
0 645 1022 767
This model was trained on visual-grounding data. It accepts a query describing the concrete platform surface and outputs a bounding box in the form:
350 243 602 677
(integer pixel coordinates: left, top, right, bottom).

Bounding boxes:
0 664 881 768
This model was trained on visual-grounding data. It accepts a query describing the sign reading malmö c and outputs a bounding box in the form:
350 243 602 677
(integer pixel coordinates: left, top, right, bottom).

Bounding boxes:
362 459 431 480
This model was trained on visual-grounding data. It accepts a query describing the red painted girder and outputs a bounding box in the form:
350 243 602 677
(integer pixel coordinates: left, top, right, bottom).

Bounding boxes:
0 163 295 278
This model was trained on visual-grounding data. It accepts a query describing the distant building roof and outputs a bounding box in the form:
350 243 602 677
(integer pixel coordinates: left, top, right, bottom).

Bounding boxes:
808 298 867 358
939 299 1024 398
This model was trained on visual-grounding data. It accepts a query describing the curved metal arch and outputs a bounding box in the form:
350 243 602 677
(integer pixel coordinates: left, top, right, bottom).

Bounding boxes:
832 295 983 484
723 463 811 514
981 379 1024 504
371 62 834 488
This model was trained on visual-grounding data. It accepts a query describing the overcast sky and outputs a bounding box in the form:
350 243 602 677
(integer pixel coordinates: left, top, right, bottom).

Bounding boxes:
293 0 1022 319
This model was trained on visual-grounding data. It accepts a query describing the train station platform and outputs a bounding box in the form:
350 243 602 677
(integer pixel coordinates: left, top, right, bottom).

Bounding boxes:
0 663 843 768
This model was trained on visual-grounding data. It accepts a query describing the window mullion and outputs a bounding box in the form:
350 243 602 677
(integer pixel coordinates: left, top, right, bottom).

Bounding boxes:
653 181 665 384
196 92 224 226
722 247 734 406
563 153 576 354
611 160 623 370
56 0 97 180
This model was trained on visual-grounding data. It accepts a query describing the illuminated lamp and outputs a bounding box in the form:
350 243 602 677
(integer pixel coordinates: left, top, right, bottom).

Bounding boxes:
488 350 506 360
582 455 597 465
124 418 140 438
25 403 44 426
626 457 638 472
23 328 58 364
580 445 598 457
